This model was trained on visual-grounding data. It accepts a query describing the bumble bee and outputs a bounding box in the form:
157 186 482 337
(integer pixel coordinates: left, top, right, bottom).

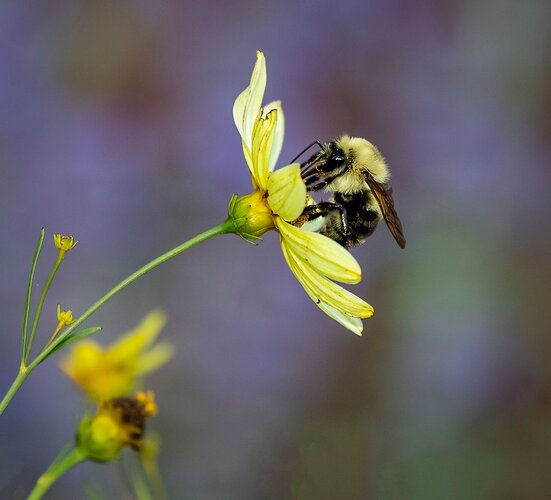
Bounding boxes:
296 135 406 249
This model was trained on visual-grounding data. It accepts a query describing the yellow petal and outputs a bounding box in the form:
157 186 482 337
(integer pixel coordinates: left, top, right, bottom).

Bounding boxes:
233 51 266 150
59 341 103 376
281 242 374 318
250 108 278 189
241 142 258 189
267 164 306 221
277 220 361 283
281 243 367 335
134 343 174 376
263 100 284 172
317 302 364 335
108 310 167 360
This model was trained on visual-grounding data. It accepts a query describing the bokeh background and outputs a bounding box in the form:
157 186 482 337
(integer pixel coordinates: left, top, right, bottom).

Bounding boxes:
1 0 551 498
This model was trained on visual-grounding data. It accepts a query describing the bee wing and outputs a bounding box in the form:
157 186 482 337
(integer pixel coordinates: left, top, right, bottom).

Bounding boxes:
365 173 406 249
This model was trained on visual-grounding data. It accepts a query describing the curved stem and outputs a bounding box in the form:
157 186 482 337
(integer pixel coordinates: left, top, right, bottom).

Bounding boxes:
0 222 232 415
33 221 232 368
27 447 85 500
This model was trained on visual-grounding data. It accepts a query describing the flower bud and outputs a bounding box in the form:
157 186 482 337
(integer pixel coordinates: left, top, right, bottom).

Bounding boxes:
226 192 275 242
53 234 78 256
57 304 73 327
76 392 157 462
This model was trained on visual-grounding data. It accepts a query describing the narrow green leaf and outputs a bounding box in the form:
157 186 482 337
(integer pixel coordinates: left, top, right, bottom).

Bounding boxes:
25 250 64 363
21 228 45 363
41 326 102 360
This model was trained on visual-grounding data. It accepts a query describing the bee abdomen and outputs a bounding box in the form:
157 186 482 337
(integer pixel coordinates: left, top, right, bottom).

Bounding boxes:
332 192 381 248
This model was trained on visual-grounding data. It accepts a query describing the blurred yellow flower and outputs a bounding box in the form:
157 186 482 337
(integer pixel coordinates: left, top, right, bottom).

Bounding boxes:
228 51 373 335
76 391 157 462
60 310 172 401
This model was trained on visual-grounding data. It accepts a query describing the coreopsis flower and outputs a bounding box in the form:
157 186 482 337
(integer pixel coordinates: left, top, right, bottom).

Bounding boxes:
226 51 373 335
60 310 172 401
76 391 157 462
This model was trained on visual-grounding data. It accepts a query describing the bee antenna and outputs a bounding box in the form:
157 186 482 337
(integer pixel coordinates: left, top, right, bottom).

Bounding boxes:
290 140 324 163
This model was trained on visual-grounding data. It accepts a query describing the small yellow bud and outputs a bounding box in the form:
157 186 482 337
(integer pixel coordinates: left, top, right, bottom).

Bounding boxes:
57 304 73 327
53 234 78 255
48 304 75 343
226 192 275 242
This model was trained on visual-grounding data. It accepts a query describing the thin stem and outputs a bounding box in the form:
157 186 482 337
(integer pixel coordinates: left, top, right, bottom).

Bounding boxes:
45 321 64 347
142 454 168 500
32 221 231 369
25 252 64 363
0 222 232 415
0 367 28 415
21 228 45 362
121 456 154 500
27 447 86 500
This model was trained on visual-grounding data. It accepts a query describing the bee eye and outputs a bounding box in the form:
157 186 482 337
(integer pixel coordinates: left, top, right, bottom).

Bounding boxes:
329 151 345 167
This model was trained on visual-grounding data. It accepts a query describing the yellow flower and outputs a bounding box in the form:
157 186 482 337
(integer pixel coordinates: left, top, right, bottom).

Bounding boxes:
227 51 373 335
53 233 78 256
60 310 173 401
76 391 157 462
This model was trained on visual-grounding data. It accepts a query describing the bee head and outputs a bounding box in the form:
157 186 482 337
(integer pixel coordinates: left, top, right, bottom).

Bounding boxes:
316 144 347 174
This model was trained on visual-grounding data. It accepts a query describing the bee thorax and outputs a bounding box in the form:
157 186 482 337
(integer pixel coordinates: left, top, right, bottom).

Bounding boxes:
326 170 367 195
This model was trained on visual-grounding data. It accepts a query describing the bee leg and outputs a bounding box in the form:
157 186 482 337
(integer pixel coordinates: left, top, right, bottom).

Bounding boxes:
301 201 349 234
307 181 327 192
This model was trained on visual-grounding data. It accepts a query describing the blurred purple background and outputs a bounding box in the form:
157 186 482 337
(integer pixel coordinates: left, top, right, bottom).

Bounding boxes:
1 0 551 498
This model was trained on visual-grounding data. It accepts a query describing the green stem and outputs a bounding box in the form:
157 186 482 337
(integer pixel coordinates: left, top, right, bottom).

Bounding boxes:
0 222 232 415
27 447 86 500
142 454 168 500
0 366 28 415
34 221 231 367
25 252 63 363
122 457 155 500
